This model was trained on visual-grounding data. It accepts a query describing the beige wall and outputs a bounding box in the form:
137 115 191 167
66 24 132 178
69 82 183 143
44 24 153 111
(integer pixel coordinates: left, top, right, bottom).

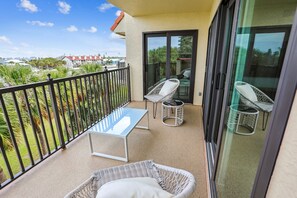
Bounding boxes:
124 12 210 105
209 0 221 23
267 91 297 197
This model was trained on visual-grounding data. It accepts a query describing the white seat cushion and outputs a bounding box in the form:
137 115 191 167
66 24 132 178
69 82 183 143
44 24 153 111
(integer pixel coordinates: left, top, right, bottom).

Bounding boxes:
159 80 178 97
183 70 191 78
96 177 174 198
236 84 258 102
254 101 273 112
144 94 164 102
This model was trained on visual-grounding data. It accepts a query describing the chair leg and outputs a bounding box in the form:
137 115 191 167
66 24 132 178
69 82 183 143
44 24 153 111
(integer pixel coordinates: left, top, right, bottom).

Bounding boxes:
262 112 265 130
262 112 269 131
153 102 157 119
145 99 147 109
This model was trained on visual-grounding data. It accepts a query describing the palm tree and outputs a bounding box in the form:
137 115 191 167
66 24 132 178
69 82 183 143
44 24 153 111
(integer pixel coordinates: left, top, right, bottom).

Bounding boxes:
0 65 48 155
0 96 22 183
76 63 103 74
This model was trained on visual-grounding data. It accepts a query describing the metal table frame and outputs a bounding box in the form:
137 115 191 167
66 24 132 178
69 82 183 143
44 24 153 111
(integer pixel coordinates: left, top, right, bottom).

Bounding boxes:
162 100 184 127
227 104 259 135
88 107 149 162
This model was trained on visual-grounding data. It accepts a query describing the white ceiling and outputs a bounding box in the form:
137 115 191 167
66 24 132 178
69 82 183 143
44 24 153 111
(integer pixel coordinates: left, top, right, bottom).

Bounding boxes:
108 0 215 16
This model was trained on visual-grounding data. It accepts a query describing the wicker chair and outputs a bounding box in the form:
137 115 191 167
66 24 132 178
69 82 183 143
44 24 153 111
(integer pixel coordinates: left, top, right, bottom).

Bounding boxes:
235 81 274 130
144 79 180 119
65 160 196 198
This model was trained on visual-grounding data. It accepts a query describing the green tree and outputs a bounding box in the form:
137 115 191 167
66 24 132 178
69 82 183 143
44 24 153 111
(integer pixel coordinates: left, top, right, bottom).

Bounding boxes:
79 63 103 74
28 58 66 69
178 36 193 58
0 65 48 155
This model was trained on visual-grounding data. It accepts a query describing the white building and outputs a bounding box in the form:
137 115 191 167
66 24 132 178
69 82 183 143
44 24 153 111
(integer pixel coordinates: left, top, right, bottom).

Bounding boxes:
4 59 30 66
62 55 103 68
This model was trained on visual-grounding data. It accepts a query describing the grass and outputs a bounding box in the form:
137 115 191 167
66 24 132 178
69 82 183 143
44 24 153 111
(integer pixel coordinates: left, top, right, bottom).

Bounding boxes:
0 86 129 184
0 119 61 181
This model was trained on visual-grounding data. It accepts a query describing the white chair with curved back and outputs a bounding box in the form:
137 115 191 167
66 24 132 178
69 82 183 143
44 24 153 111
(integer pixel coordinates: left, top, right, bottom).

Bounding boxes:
65 160 196 198
144 79 180 119
235 81 274 130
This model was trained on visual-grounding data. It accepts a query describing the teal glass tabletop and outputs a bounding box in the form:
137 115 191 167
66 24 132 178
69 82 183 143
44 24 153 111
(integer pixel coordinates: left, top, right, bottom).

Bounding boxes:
88 107 148 137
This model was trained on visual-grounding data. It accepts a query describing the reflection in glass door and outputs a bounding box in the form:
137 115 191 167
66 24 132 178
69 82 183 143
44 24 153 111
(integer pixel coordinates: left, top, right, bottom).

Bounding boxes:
144 31 197 103
215 0 296 197
170 36 193 101
145 36 167 92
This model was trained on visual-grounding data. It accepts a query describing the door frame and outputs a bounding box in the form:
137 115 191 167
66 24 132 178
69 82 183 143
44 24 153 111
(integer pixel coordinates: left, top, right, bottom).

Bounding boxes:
205 1 297 197
251 8 297 197
143 30 198 103
203 1 239 197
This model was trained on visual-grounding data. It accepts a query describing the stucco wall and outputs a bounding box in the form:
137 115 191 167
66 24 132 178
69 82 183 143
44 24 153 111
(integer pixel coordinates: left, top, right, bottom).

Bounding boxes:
266 91 297 197
124 12 210 105
209 0 221 23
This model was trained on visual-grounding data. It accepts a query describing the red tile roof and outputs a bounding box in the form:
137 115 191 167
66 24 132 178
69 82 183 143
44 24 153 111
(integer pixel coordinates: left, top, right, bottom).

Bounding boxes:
65 55 102 61
110 11 124 32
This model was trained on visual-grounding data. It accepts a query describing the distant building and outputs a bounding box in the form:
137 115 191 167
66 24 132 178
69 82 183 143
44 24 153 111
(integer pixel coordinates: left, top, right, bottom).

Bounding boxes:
4 59 30 66
62 55 102 68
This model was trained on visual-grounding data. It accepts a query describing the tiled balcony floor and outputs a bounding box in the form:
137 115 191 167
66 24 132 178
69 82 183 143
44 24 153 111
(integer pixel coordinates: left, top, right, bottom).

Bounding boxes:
0 102 208 198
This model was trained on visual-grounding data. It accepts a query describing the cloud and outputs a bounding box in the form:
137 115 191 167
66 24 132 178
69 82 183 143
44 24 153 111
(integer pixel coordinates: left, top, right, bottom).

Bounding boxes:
84 26 97 33
66 25 78 32
19 0 38 13
98 3 114 12
20 42 29 47
26 20 54 27
110 32 123 39
0 36 12 44
115 10 121 16
58 1 71 14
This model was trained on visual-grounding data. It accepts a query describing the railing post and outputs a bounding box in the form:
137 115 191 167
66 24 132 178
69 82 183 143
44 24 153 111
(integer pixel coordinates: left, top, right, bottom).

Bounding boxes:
127 64 131 102
104 67 112 114
47 74 66 149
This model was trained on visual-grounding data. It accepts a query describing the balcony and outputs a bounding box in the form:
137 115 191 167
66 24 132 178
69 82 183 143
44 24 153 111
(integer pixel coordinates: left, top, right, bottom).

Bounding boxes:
0 67 207 197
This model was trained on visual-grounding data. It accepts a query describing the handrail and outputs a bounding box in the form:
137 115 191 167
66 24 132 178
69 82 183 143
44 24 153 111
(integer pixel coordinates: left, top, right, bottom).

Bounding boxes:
0 66 131 189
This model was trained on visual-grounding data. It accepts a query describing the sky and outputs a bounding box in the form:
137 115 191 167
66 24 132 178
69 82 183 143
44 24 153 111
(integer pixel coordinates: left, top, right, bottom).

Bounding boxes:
0 0 125 58
236 33 284 52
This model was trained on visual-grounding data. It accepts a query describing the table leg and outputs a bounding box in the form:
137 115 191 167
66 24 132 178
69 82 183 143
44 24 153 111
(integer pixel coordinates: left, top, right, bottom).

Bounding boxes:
88 133 93 153
91 135 129 162
135 111 149 130
124 137 128 162
236 114 240 133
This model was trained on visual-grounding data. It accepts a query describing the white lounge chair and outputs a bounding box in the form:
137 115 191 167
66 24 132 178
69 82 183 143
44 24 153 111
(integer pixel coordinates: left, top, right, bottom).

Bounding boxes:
144 79 180 118
235 81 274 130
65 160 196 198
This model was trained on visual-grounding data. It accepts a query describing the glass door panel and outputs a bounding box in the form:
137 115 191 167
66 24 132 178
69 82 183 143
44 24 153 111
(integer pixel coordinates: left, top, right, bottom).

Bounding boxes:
215 0 296 197
145 36 167 93
170 36 193 101
243 31 287 99
144 31 197 103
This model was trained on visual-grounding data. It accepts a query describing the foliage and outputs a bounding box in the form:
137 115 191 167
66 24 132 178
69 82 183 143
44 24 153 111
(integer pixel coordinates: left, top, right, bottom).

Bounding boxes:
147 36 193 65
0 105 22 150
0 63 128 183
79 63 103 74
44 66 71 79
0 64 38 87
28 58 66 69
178 36 193 58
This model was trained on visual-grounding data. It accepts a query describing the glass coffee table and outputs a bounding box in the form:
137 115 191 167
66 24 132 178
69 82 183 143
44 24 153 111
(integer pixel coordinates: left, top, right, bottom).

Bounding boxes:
88 107 149 162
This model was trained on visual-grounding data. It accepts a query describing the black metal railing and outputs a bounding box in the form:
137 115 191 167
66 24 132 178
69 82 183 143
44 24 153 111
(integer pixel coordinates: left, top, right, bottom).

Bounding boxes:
0 66 131 189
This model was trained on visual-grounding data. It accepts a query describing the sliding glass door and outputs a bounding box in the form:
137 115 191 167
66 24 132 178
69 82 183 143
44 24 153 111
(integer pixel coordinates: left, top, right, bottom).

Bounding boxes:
204 1 236 146
203 0 297 197
144 31 198 103
215 0 295 195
